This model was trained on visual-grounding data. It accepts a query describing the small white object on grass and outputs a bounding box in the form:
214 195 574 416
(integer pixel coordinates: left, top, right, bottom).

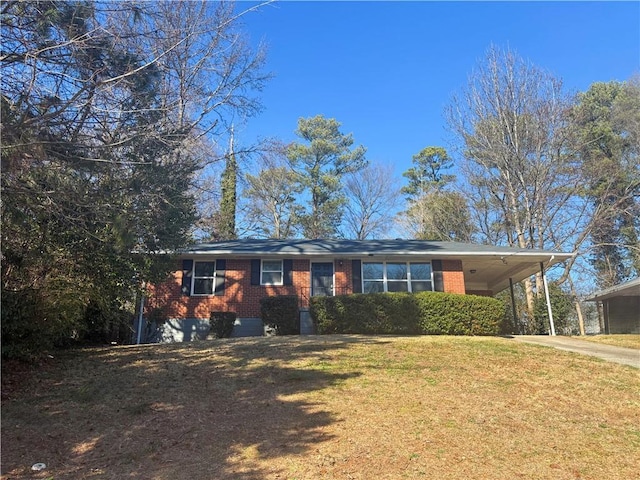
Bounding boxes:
31 463 46 471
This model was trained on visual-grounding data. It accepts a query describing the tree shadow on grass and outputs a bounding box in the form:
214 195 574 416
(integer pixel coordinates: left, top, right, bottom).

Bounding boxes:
0 336 386 479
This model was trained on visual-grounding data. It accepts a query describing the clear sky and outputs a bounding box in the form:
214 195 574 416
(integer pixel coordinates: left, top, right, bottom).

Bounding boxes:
235 0 640 179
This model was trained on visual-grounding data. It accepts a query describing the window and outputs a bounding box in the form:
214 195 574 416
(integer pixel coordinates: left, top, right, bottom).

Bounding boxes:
386 263 409 292
193 261 216 295
261 260 283 285
362 262 432 293
410 263 432 292
363 262 384 293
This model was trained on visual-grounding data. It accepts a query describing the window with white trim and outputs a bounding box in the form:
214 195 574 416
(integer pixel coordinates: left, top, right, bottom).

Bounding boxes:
362 262 432 293
261 260 283 285
193 261 216 295
409 263 432 292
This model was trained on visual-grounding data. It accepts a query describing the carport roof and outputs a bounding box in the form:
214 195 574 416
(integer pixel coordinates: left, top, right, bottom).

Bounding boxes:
178 239 573 293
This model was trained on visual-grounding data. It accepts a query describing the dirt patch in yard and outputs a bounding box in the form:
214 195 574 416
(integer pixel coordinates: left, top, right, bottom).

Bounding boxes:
2 335 639 480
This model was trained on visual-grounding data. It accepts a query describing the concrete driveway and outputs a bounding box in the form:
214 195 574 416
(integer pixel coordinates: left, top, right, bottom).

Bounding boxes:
508 335 640 368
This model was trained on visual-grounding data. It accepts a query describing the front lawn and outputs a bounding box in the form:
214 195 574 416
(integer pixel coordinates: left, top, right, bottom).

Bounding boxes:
577 334 640 350
2 336 638 480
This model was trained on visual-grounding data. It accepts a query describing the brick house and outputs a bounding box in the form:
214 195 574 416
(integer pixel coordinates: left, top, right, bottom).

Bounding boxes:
145 239 571 341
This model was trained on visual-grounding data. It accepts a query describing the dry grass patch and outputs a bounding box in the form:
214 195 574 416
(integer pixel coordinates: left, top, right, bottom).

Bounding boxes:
2 336 639 480
576 334 640 350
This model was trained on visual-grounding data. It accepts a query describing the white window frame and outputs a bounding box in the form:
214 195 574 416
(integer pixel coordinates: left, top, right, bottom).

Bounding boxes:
261 259 284 286
192 260 217 296
362 261 433 293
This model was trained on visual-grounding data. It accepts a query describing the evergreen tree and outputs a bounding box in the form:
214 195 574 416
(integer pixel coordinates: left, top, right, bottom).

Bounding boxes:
286 115 367 238
399 147 473 241
401 146 455 197
218 130 238 240
571 79 640 287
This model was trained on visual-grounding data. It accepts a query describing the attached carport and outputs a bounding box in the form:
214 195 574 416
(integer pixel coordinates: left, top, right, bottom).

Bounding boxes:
441 247 574 336
586 278 640 334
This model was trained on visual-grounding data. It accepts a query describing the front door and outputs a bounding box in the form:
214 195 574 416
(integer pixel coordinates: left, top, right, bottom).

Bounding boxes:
311 262 334 297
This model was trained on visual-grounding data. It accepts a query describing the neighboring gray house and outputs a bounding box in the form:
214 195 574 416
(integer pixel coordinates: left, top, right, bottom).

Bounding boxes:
586 278 640 334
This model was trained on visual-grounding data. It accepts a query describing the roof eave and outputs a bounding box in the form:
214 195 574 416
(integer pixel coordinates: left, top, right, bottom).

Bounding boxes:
585 278 640 301
176 248 573 260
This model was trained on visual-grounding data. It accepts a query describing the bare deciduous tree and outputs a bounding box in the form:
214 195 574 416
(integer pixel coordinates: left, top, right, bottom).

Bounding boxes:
242 145 304 239
1 0 270 354
446 46 592 321
397 189 475 242
341 163 401 239
113 0 270 141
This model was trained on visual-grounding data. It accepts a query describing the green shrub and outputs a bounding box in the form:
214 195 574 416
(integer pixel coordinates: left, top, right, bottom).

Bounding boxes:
81 299 133 345
1 287 83 360
209 311 236 338
311 293 421 335
260 296 299 335
533 282 575 335
415 292 508 335
311 291 508 336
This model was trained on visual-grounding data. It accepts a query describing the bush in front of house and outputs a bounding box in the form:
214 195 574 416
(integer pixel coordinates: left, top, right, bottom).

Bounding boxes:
310 292 508 336
209 311 237 338
415 291 509 335
310 292 422 335
260 296 300 335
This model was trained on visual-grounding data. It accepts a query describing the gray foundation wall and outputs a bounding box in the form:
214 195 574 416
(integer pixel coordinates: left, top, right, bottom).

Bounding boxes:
231 317 264 337
138 312 313 343
138 317 264 343
300 309 315 335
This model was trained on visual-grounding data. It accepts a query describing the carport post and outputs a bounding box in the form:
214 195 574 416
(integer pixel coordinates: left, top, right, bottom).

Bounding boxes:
136 293 145 345
540 262 556 336
509 278 519 334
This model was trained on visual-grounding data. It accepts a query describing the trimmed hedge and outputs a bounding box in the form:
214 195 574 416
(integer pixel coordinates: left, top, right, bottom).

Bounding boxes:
415 292 509 335
310 292 421 335
260 295 300 335
310 291 508 336
209 311 236 338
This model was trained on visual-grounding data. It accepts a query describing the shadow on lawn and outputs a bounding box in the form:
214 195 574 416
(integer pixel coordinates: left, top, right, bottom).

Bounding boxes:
1 336 383 480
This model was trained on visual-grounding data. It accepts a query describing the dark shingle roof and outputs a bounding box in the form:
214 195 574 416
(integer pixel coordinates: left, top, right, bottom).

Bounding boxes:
178 238 569 258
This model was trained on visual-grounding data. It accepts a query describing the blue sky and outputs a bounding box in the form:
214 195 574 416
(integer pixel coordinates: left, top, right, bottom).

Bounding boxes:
235 1 639 179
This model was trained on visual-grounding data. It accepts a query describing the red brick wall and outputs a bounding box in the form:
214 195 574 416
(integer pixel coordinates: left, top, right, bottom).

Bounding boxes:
148 259 311 319
441 259 466 294
148 257 475 320
334 259 352 293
